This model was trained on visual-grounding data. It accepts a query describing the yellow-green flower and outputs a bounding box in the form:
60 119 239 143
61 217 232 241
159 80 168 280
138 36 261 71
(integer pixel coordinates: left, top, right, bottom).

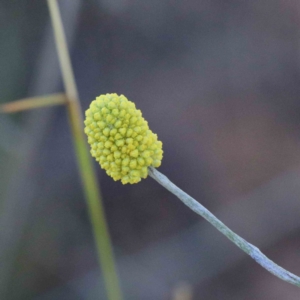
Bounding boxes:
84 93 163 184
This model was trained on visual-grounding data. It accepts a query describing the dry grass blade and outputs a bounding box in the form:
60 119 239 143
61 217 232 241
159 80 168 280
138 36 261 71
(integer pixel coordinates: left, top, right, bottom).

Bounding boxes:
0 93 67 113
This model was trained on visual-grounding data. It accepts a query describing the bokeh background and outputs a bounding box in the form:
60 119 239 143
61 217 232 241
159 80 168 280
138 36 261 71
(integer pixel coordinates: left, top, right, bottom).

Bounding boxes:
1 0 300 299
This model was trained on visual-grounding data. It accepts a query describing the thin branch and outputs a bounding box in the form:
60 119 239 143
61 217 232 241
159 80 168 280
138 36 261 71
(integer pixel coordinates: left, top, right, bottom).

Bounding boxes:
148 167 300 288
0 93 67 113
47 1 123 300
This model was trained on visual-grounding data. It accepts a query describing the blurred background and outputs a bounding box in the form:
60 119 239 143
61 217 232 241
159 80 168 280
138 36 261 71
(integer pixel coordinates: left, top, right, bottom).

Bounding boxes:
1 0 300 299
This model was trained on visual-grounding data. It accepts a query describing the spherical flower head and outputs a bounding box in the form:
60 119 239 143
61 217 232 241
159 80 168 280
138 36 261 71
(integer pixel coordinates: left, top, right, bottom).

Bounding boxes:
84 93 163 184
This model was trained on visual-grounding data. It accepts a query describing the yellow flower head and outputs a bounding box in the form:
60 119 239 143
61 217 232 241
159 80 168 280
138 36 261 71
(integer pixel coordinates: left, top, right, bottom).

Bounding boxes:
84 93 163 184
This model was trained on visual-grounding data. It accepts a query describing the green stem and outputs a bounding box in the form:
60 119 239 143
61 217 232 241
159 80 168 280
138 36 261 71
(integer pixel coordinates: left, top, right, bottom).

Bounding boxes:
47 1 123 299
149 167 300 288
0 93 67 113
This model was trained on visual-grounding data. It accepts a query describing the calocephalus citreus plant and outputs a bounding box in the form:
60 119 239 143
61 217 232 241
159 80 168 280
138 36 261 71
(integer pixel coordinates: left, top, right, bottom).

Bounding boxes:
84 93 163 184
85 93 300 288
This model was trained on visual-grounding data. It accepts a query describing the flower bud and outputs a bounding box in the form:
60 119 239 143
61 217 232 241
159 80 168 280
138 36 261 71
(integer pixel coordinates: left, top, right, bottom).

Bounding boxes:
84 93 163 184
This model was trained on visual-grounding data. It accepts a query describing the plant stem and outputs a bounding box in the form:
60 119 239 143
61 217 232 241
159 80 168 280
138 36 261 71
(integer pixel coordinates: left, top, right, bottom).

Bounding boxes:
47 1 123 299
148 167 300 288
0 93 67 113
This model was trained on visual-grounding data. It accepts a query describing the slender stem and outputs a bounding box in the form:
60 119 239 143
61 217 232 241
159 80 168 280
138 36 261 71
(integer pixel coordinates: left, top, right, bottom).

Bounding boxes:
0 93 67 113
47 1 123 299
149 167 300 288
